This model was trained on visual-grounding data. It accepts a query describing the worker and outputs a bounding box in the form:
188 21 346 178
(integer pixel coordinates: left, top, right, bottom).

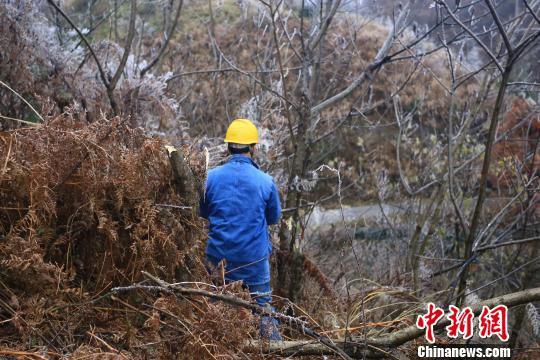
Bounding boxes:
200 118 282 341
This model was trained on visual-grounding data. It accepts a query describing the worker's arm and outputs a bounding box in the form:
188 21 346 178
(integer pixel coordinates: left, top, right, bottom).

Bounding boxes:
265 180 281 225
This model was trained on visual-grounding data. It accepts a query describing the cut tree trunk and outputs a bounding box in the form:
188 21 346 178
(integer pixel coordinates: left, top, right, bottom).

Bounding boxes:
166 145 197 207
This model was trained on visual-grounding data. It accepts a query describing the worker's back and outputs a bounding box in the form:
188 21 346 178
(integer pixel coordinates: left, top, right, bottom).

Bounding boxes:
202 118 283 340
200 154 281 263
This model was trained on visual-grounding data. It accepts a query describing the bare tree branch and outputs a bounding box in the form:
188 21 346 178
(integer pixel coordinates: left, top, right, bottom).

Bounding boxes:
311 2 410 115
442 36 469 235
260 0 296 144
71 0 130 52
166 66 304 83
140 0 184 77
438 0 504 72
112 275 540 357
508 81 540 87
45 0 118 114
211 36 298 110
109 0 137 90
523 0 540 25
307 0 342 51
455 64 513 306
451 256 540 304
476 236 540 251
484 0 513 54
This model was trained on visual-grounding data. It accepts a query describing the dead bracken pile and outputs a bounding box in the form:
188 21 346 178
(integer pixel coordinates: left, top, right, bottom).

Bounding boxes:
0 113 258 358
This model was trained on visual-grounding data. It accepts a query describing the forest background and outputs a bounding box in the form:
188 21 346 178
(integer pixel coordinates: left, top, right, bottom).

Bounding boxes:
0 0 539 358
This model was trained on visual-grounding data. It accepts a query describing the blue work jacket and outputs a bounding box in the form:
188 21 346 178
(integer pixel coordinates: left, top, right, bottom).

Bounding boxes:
200 155 281 264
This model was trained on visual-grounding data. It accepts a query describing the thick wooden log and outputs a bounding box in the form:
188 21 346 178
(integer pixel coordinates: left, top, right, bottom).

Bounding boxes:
165 145 197 206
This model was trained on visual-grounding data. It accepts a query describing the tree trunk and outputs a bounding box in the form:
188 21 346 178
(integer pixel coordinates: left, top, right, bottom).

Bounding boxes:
277 93 312 301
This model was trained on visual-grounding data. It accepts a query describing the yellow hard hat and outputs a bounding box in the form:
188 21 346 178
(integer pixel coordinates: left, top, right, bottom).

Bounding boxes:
224 118 259 144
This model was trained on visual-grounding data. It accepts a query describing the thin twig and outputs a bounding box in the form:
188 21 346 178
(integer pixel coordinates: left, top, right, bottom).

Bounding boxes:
87 330 127 358
0 81 44 122
438 0 504 72
0 113 41 126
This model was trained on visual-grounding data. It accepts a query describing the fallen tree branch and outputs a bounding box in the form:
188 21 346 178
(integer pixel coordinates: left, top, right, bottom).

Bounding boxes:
431 236 540 277
243 340 402 359
245 287 540 357
112 271 354 360
111 273 540 358
0 349 49 360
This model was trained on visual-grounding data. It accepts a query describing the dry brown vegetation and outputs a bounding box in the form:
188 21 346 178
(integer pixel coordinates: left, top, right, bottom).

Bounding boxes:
489 97 540 192
0 113 267 358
